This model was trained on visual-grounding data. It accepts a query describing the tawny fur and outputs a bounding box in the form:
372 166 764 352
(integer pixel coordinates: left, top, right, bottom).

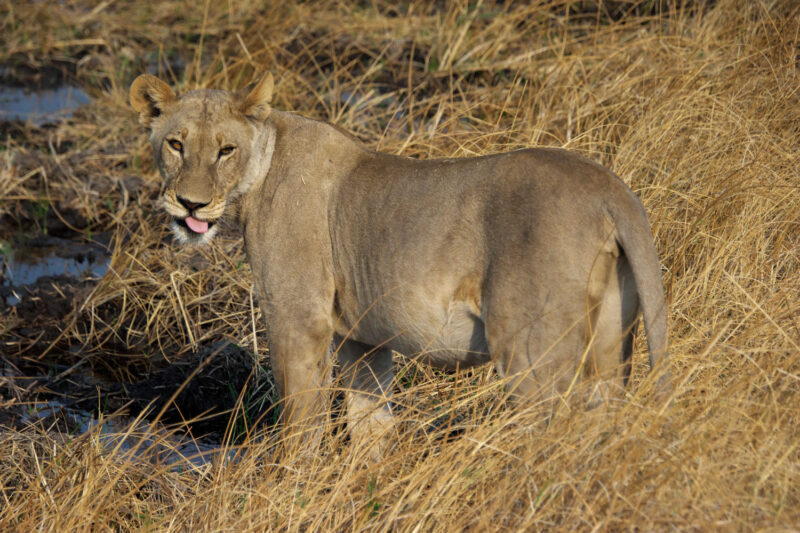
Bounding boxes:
131 73 671 456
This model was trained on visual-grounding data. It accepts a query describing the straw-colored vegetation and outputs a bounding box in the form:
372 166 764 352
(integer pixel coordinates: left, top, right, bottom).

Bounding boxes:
1 0 799 530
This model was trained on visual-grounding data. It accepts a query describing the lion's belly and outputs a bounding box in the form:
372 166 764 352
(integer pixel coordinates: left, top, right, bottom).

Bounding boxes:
339 292 491 370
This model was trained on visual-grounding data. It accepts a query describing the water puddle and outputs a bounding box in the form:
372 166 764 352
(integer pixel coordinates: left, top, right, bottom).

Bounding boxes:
17 399 239 472
0 236 110 306
0 84 90 125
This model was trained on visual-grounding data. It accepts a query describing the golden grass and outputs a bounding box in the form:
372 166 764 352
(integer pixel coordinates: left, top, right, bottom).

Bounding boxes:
1 0 799 530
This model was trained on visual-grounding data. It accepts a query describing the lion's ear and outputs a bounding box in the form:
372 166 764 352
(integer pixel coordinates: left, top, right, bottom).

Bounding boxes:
242 73 274 121
130 75 176 127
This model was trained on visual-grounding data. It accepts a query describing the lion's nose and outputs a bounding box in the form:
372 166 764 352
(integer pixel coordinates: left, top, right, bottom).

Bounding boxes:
176 196 210 212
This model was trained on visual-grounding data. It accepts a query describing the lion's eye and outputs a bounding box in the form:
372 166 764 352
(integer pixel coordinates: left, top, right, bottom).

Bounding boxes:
218 146 235 158
168 139 183 152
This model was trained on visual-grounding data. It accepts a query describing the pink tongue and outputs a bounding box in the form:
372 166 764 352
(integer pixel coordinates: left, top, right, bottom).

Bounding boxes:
185 216 209 234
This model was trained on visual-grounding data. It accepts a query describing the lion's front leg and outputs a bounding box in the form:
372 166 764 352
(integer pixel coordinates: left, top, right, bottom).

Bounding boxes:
245 213 338 457
268 315 335 456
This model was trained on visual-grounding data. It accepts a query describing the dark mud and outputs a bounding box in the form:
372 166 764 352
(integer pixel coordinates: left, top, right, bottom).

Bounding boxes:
0 200 268 448
1 341 269 440
0 230 271 442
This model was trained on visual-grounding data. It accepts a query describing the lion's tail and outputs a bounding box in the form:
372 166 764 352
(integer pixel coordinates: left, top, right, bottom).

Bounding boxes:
607 195 672 400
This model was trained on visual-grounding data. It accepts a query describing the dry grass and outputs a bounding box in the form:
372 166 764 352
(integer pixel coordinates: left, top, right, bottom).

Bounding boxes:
1 0 799 530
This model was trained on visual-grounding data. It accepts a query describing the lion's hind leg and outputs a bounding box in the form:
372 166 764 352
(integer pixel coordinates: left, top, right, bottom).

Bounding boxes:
483 271 587 411
584 254 640 406
483 248 633 411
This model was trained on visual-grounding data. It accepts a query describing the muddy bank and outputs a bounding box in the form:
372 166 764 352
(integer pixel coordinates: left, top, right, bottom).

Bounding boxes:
0 231 268 440
1 340 271 443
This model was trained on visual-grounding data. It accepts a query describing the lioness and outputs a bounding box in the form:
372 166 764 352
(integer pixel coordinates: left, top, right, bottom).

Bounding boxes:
130 73 670 453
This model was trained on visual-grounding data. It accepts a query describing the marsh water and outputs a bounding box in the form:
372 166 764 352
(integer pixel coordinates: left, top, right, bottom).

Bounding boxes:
0 84 90 125
12 398 240 471
0 235 110 306
0 78 108 304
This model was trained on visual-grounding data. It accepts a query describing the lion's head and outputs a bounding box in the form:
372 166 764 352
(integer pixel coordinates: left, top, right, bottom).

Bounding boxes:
129 74 276 244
